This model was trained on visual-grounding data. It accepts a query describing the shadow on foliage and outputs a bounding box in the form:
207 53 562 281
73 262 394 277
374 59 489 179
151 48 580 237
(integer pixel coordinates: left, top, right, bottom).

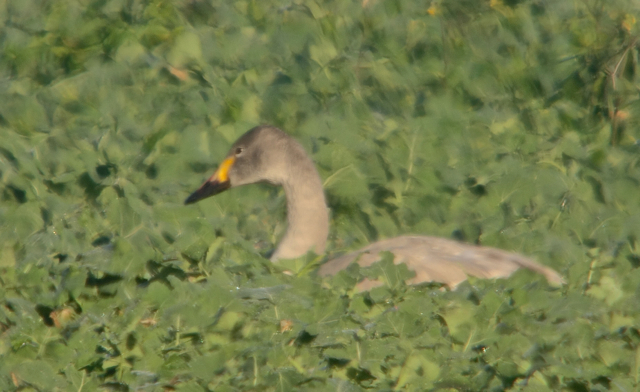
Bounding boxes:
135 260 188 289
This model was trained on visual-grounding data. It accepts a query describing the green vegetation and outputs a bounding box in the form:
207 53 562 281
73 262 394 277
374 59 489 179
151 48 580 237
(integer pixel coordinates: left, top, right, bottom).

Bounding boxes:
1 0 640 390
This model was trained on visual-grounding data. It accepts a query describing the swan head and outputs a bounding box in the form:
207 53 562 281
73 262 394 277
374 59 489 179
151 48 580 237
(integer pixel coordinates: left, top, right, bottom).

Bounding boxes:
184 125 294 205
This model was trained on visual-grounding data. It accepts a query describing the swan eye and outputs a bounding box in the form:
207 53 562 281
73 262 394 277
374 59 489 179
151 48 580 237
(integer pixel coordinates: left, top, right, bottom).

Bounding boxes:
235 147 244 157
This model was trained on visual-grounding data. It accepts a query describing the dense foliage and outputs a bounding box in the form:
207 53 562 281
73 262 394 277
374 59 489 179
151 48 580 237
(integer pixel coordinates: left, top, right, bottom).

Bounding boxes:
1 0 640 390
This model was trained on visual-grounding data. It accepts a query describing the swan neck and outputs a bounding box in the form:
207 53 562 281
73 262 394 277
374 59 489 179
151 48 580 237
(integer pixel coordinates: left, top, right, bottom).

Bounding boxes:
270 162 329 261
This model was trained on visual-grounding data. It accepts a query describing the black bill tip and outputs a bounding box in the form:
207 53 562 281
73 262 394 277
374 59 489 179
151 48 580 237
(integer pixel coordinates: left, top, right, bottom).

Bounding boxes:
184 179 231 205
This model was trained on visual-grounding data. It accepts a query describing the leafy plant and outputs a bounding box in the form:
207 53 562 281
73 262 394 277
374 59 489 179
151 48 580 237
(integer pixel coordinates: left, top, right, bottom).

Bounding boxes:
1 0 640 390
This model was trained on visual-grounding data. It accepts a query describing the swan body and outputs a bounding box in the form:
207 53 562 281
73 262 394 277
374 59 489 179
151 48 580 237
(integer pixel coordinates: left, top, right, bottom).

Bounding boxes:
185 125 563 289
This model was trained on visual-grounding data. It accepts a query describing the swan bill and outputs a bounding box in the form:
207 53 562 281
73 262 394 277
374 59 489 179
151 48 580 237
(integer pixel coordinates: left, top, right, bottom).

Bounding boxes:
184 157 234 204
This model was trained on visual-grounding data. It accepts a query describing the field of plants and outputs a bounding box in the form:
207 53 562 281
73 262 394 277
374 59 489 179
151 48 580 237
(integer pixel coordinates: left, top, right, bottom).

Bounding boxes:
1 0 640 390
